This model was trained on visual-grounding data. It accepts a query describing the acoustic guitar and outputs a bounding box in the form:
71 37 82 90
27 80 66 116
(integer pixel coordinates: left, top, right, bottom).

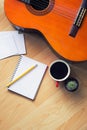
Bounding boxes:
4 0 87 61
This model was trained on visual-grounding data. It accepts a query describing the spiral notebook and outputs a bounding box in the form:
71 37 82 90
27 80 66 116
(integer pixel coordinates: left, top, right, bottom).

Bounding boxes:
8 55 47 100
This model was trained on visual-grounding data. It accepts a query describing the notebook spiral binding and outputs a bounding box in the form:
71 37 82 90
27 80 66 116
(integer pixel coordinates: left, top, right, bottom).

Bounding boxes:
10 55 22 82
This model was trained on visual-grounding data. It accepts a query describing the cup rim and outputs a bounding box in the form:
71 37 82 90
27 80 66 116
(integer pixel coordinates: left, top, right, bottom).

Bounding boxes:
49 60 70 82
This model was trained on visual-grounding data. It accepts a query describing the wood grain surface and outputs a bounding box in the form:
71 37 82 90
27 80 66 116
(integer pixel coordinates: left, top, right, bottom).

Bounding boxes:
0 0 87 130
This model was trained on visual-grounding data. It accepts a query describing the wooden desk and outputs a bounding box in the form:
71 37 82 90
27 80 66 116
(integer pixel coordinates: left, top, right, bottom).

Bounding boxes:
0 1 87 129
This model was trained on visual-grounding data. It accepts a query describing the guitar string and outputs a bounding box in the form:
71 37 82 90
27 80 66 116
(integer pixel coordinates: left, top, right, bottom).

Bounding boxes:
26 0 78 14
18 0 85 22
34 6 80 21
19 1 78 20
17 1 87 22
53 6 76 20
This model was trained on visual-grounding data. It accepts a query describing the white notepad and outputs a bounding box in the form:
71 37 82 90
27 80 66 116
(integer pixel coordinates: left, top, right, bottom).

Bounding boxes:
8 55 47 100
10 31 26 54
0 34 18 59
0 31 26 60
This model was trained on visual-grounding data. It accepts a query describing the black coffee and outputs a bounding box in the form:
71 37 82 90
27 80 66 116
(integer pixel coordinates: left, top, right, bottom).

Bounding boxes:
50 62 68 80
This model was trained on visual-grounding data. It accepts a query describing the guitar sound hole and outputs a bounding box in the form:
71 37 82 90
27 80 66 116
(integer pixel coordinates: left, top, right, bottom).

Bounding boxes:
26 0 54 16
30 0 49 10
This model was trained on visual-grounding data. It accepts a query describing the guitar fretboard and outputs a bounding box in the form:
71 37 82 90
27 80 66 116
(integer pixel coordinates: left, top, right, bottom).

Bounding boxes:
19 0 30 4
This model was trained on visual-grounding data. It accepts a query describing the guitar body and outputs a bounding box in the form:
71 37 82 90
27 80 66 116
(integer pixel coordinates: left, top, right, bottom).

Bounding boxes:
4 0 87 61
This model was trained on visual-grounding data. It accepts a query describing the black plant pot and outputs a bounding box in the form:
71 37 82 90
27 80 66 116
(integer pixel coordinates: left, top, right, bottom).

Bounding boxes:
64 77 79 92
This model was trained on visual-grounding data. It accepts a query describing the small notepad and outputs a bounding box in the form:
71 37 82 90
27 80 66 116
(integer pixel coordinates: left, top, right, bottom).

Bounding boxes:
0 31 26 60
8 55 47 100
0 34 18 59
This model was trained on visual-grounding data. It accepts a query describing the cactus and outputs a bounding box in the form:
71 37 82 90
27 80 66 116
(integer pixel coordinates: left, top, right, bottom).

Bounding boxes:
66 80 77 90
64 77 79 92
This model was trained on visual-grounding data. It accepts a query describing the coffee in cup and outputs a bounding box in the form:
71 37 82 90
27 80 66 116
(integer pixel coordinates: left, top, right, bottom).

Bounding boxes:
49 60 70 82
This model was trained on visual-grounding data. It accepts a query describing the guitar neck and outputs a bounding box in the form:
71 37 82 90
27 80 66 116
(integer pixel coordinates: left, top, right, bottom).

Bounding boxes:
19 0 30 4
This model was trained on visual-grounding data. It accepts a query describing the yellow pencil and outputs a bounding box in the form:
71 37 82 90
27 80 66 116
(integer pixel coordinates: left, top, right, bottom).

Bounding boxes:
6 64 37 88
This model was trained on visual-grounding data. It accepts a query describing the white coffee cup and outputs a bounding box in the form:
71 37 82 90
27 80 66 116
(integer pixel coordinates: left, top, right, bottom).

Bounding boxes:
49 60 70 82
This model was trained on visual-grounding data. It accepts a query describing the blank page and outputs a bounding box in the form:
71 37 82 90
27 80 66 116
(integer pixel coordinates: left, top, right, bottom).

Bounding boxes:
11 31 26 54
0 34 18 59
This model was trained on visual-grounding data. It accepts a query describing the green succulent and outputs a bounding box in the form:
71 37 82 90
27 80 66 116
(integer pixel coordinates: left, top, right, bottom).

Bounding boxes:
66 81 77 90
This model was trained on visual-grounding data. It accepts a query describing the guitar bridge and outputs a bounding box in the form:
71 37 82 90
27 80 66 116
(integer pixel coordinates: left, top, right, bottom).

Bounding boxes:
69 0 87 37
